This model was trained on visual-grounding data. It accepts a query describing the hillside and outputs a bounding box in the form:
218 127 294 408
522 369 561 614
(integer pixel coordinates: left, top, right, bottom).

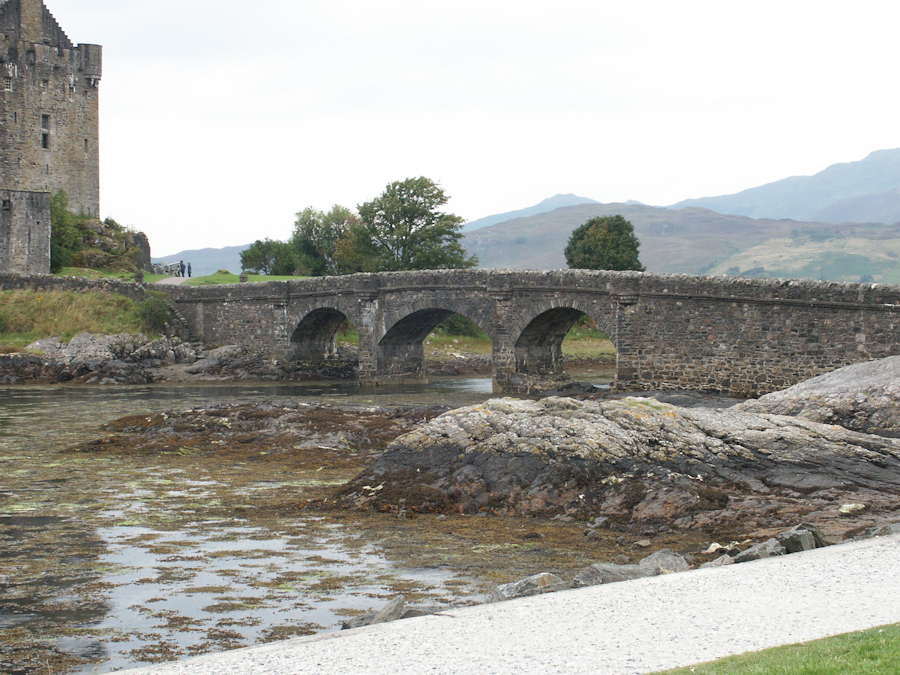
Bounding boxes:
462 203 900 283
669 148 900 222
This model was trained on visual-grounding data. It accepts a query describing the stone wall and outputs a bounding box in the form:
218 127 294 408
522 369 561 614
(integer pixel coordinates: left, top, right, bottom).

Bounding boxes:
0 1 101 217
163 270 900 397
5 269 896 398
0 189 50 274
0 271 146 302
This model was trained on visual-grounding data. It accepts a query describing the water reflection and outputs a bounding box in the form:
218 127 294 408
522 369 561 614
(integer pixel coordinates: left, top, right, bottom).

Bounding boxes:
0 377 507 674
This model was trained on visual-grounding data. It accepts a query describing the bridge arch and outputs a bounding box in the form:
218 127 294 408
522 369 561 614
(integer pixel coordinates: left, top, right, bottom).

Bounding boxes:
502 299 618 391
288 302 360 363
375 301 493 382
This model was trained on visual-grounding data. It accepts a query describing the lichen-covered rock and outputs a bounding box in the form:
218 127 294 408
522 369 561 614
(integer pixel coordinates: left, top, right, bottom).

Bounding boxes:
491 573 568 602
337 396 900 537
735 356 900 436
732 538 786 563
572 549 690 588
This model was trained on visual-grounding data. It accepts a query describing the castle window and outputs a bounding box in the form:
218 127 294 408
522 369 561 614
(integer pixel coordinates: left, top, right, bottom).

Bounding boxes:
41 114 50 149
3 77 10 91
2 199 11 211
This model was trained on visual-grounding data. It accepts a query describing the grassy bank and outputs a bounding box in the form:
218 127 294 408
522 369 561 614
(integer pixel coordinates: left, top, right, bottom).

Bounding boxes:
0 289 163 350
652 623 900 675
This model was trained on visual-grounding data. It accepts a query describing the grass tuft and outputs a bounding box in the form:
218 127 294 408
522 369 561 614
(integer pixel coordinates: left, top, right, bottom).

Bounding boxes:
652 623 900 675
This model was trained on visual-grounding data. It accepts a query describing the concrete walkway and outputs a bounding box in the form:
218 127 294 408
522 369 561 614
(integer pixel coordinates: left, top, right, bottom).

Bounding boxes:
118 534 900 675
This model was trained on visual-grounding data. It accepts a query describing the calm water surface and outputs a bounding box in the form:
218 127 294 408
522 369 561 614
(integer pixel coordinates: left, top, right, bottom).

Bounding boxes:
0 377 551 673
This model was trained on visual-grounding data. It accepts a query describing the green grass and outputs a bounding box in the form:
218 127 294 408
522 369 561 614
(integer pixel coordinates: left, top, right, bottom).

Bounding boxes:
182 273 305 286
0 289 159 349
56 267 167 283
651 623 900 675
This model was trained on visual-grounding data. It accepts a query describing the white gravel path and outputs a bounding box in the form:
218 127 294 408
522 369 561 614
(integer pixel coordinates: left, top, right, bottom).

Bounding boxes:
117 533 900 675
153 277 188 286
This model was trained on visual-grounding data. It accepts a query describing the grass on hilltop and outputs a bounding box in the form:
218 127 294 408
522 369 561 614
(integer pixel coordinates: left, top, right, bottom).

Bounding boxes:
651 623 900 675
0 289 165 351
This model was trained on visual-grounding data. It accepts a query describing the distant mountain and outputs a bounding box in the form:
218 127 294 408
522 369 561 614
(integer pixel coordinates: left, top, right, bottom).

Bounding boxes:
153 244 250 277
462 202 900 284
463 193 599 232
670 149 900 222
808 186 900 225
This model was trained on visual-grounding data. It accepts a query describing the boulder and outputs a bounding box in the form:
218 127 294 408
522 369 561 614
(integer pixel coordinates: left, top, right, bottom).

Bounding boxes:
732 538 786 563
700 555 735 569
637 549 690 575
776 523 830 553
735 356 900 436
573 548 690 587
370 595 406 624
572 563 651 588
491 573 568 602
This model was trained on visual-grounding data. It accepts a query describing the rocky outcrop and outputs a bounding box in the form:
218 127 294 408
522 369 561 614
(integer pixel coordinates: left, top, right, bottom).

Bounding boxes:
337 396 900 539
735 356 900 436
0 333 197 384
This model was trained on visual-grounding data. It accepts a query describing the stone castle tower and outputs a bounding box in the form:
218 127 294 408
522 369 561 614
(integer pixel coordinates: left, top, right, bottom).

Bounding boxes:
0 0 100 273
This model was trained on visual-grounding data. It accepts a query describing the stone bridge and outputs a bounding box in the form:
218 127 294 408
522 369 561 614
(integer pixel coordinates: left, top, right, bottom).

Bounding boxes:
163 269 900 397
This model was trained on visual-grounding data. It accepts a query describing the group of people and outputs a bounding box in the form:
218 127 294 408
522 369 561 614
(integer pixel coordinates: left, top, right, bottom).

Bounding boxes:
175 260 192 278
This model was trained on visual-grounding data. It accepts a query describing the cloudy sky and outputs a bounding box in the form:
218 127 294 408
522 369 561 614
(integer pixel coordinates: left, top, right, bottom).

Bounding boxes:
50 0 899 256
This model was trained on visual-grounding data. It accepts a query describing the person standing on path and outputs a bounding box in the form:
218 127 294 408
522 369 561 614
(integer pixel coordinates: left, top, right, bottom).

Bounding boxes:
187 263 192 278
179 261 186 277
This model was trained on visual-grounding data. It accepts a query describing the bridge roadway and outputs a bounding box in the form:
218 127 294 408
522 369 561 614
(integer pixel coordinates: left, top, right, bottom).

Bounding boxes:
163 269 900 397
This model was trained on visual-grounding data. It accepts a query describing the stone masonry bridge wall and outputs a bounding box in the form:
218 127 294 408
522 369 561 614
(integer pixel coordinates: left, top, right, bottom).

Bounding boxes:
162 270 900 397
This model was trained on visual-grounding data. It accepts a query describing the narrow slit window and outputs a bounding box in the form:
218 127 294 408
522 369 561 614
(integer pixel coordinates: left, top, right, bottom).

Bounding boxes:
41 114 50 149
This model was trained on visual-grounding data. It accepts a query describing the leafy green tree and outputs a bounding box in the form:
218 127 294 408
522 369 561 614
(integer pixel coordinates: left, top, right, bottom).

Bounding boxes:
291 205 356 276
240 238 296 275
335 177 477 272
564 215 645 272
50 190 81 272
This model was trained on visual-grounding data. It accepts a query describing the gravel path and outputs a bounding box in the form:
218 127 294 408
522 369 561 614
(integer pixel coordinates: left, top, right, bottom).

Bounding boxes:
153 276 188 285
118 534 900 675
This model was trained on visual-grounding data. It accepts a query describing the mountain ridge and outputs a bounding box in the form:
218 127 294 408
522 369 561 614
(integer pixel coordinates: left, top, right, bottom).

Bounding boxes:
669 148 900 222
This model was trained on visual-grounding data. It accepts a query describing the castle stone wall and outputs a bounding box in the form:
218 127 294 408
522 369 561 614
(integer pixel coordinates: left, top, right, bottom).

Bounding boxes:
0 1 101 218
0 189 49 273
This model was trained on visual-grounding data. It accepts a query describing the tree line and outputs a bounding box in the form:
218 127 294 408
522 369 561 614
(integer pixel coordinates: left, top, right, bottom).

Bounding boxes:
241 175 645 276
240 177 477 276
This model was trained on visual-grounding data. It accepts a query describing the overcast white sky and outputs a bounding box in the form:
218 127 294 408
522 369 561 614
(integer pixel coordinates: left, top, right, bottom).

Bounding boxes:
49 0 900 256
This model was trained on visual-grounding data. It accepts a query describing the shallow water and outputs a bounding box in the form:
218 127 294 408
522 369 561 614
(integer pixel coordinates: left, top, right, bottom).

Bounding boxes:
2 376 623 674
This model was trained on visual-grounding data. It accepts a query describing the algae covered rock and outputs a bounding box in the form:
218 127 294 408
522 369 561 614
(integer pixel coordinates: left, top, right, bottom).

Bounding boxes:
337 396 900 533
